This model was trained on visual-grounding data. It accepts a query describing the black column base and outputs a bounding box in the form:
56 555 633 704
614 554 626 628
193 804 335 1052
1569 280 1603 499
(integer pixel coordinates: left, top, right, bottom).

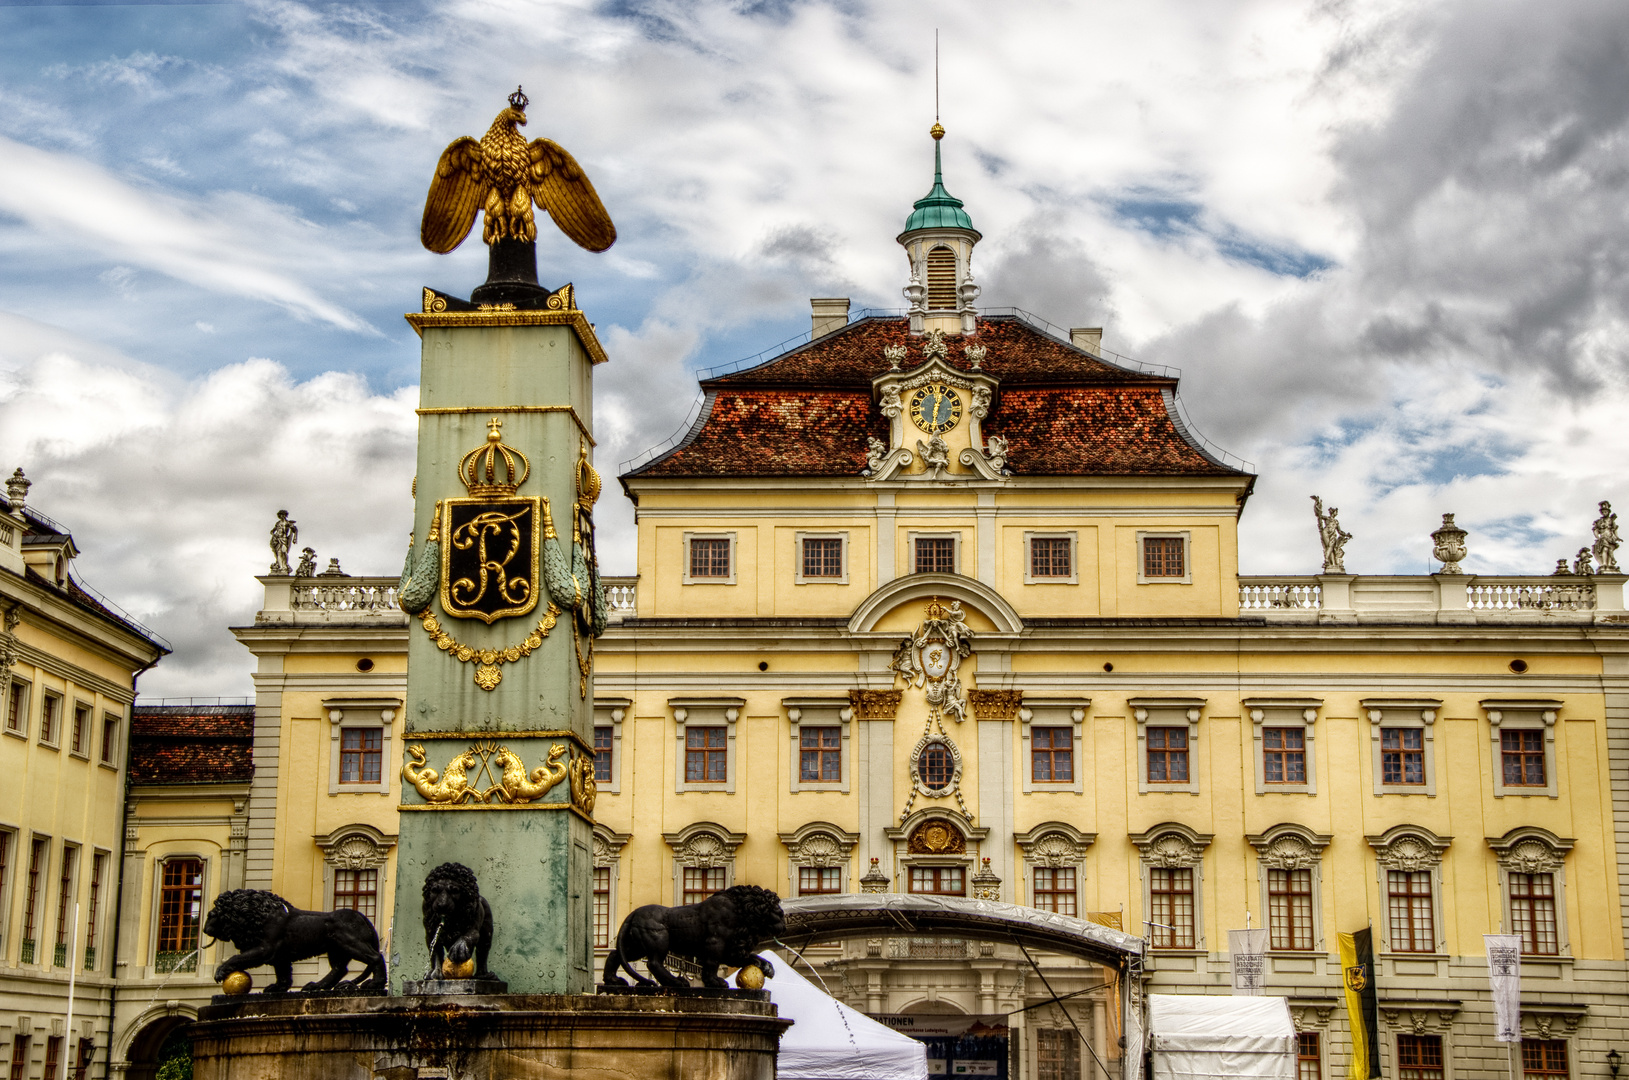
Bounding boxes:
470 239 554 308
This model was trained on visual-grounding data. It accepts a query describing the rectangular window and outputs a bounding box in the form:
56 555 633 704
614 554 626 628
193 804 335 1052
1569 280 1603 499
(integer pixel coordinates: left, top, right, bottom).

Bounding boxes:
1522 1040 1568 1080
1148 867 1195 949
799 867 842 895
8 1035 27 1080
682 866 725 906
40 693 59 744
594 726 613 784
799 726 841 783
1142 536 1186 578
100 712 119 764
908 866 966 896
339 727 383 784
54 846 75 966
1510 872 1559 955
43 1036 59 1080
1387 870 1435 953
802 538 843 579
22 837 46 964
913 537 956 575
1267 867 1314 951
4 681 23 733
689 538 731 579
1297 1032 1320 1080
1502 730 1546 787
684 727 727 783
156 858 203 972
1031 727 1074 783
85 853 105 969
1147 727 1189 783
1397 1035 1445 1080
1036 1028 1080 1080
71 704 89 754
1032 867 1077 916
334 868 378 920
593 866 611 948
1381 728 1425 785
72 1039 93 1080
1263 728 1307 784
1030 537 1072 578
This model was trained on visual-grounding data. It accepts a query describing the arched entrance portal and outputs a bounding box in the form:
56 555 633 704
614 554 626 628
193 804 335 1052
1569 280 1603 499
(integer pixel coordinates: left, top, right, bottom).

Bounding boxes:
117 1012 195 1080
778 894 1145 1080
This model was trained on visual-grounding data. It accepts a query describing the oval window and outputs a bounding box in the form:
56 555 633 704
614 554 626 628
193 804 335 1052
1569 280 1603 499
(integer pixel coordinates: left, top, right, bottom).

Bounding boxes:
919 741 954 790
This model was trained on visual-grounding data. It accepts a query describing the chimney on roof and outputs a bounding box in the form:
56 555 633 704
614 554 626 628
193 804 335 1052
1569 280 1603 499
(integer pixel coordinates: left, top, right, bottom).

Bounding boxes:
811 298 850 338
1070 327 1103 355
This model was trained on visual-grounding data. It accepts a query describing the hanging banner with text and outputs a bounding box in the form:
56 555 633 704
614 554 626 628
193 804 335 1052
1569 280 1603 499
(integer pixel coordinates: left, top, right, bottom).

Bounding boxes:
1485 934 1522 1041
1229 929 1268 995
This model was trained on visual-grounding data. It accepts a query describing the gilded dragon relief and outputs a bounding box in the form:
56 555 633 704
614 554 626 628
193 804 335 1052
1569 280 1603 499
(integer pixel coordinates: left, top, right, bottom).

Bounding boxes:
402 738 595 814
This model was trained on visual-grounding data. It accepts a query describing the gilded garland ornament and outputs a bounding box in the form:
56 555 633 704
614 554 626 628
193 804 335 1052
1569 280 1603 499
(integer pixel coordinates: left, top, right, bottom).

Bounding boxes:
417 606 558 691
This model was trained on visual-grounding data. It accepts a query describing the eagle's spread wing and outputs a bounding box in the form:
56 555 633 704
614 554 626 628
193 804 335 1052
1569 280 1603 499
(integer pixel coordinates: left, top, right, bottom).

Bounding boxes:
421 137 487 254
528 139 617 253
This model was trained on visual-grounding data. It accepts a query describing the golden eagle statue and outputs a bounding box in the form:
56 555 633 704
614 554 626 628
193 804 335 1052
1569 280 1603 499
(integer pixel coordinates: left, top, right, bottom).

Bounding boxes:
421 87 616 255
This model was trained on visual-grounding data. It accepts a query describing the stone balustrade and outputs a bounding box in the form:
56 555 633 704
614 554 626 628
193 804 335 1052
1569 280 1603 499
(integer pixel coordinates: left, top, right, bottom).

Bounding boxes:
603 576 638 620
254 576 407 626
1238 573 1625 624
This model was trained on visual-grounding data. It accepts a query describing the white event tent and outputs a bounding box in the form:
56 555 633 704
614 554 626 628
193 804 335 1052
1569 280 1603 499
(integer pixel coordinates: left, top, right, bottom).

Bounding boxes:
761 950 930 1080
1148 994 1297 1080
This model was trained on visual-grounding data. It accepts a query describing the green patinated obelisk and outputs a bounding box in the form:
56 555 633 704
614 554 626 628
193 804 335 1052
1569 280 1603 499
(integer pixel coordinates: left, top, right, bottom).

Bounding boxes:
392 289 607 995
392 85 618 995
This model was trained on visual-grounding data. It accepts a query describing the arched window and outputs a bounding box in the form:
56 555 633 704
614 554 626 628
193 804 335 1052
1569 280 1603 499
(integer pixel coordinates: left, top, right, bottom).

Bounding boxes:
925 247 957 310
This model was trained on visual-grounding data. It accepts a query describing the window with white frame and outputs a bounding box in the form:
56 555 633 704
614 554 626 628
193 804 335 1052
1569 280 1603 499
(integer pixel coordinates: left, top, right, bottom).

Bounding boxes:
1020 700 1088 795
1488 827 1572 957
1247 700 1320 795
1367 825 1449 955
1132 699 1204 795
1522 1040 1569 1080
593 698 629 794
683 532 736 584
84 849 106 972
99 710 120 765
1024 532 1078 584
325 700 399 795
671 698 743 794
1248 824 1330 953
1017 824 1093 917
1484 700 1561 799
69 702 91 757
154 856 204 974
4 679 27 736
786 699 852 793
316 825 394 919
593 827 630 952
38 692 61 748
1131 823 1211 951
1136 531 1191 584
794 532 848 585
910 533 960 575
664 823 743 905
1363 699 1441 796
1036 1028 1080 1080
0 830 14 956
779 821 858 897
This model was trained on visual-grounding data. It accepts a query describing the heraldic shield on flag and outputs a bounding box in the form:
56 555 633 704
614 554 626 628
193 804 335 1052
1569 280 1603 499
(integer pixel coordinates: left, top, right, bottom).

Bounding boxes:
439 496 543 623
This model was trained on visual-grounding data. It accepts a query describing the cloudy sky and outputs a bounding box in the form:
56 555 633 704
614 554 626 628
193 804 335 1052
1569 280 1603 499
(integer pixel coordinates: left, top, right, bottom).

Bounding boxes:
2 0 1627 697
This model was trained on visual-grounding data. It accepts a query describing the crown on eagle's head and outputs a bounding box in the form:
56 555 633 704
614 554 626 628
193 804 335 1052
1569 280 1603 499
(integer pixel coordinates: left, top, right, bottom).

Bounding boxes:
459 418 531 497
508 86 529 111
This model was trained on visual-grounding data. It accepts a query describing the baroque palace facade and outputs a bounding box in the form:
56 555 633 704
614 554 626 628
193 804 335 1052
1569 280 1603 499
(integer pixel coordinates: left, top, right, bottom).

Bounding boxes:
6 133 1629 1080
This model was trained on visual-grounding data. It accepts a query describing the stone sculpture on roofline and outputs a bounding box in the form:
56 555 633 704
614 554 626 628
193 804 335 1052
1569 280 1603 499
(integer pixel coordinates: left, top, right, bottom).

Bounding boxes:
1312 496 1351 574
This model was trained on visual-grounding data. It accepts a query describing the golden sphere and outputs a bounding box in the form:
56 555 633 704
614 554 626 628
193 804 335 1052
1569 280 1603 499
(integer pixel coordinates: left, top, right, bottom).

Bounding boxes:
222 971 252 996
735 965 766 991
443 957 476 980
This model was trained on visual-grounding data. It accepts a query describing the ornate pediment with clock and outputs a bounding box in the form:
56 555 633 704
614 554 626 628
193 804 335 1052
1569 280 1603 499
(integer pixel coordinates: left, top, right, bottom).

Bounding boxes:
865 329 1009 482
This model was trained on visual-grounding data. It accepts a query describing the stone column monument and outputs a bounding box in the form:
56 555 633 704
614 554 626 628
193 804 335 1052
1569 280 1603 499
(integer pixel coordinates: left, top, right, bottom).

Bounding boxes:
390 85 616 995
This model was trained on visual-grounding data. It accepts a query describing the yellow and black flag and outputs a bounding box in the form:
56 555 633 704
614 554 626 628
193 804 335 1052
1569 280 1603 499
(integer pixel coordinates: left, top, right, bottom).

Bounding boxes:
1339 928 1381 1079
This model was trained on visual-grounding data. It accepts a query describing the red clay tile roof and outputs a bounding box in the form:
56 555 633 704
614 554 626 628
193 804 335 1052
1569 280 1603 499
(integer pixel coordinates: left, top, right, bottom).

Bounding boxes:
129 705 253 785
626 314 1248 479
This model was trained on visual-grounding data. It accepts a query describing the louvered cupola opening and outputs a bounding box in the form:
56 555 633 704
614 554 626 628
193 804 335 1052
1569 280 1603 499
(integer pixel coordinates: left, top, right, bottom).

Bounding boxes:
926 247 958 310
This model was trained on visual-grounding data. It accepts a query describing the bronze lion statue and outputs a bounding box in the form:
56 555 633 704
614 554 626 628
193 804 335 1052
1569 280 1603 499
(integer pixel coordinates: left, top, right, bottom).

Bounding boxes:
603 884 785 989
423 862 494 980
204 888 386 993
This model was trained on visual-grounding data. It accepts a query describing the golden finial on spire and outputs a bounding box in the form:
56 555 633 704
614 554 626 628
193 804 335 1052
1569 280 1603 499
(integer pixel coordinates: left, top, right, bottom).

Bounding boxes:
930 123 945 141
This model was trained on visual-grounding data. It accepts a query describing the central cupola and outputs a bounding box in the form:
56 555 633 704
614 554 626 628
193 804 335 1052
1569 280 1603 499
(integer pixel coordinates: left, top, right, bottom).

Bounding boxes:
899 123 981 336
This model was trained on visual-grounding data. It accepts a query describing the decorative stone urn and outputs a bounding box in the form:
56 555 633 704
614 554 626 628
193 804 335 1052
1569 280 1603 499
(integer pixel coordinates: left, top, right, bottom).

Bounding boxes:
1432 513 1468 574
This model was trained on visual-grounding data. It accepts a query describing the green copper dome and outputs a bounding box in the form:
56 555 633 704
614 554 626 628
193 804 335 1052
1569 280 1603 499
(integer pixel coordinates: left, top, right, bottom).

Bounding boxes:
902 134 977 234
